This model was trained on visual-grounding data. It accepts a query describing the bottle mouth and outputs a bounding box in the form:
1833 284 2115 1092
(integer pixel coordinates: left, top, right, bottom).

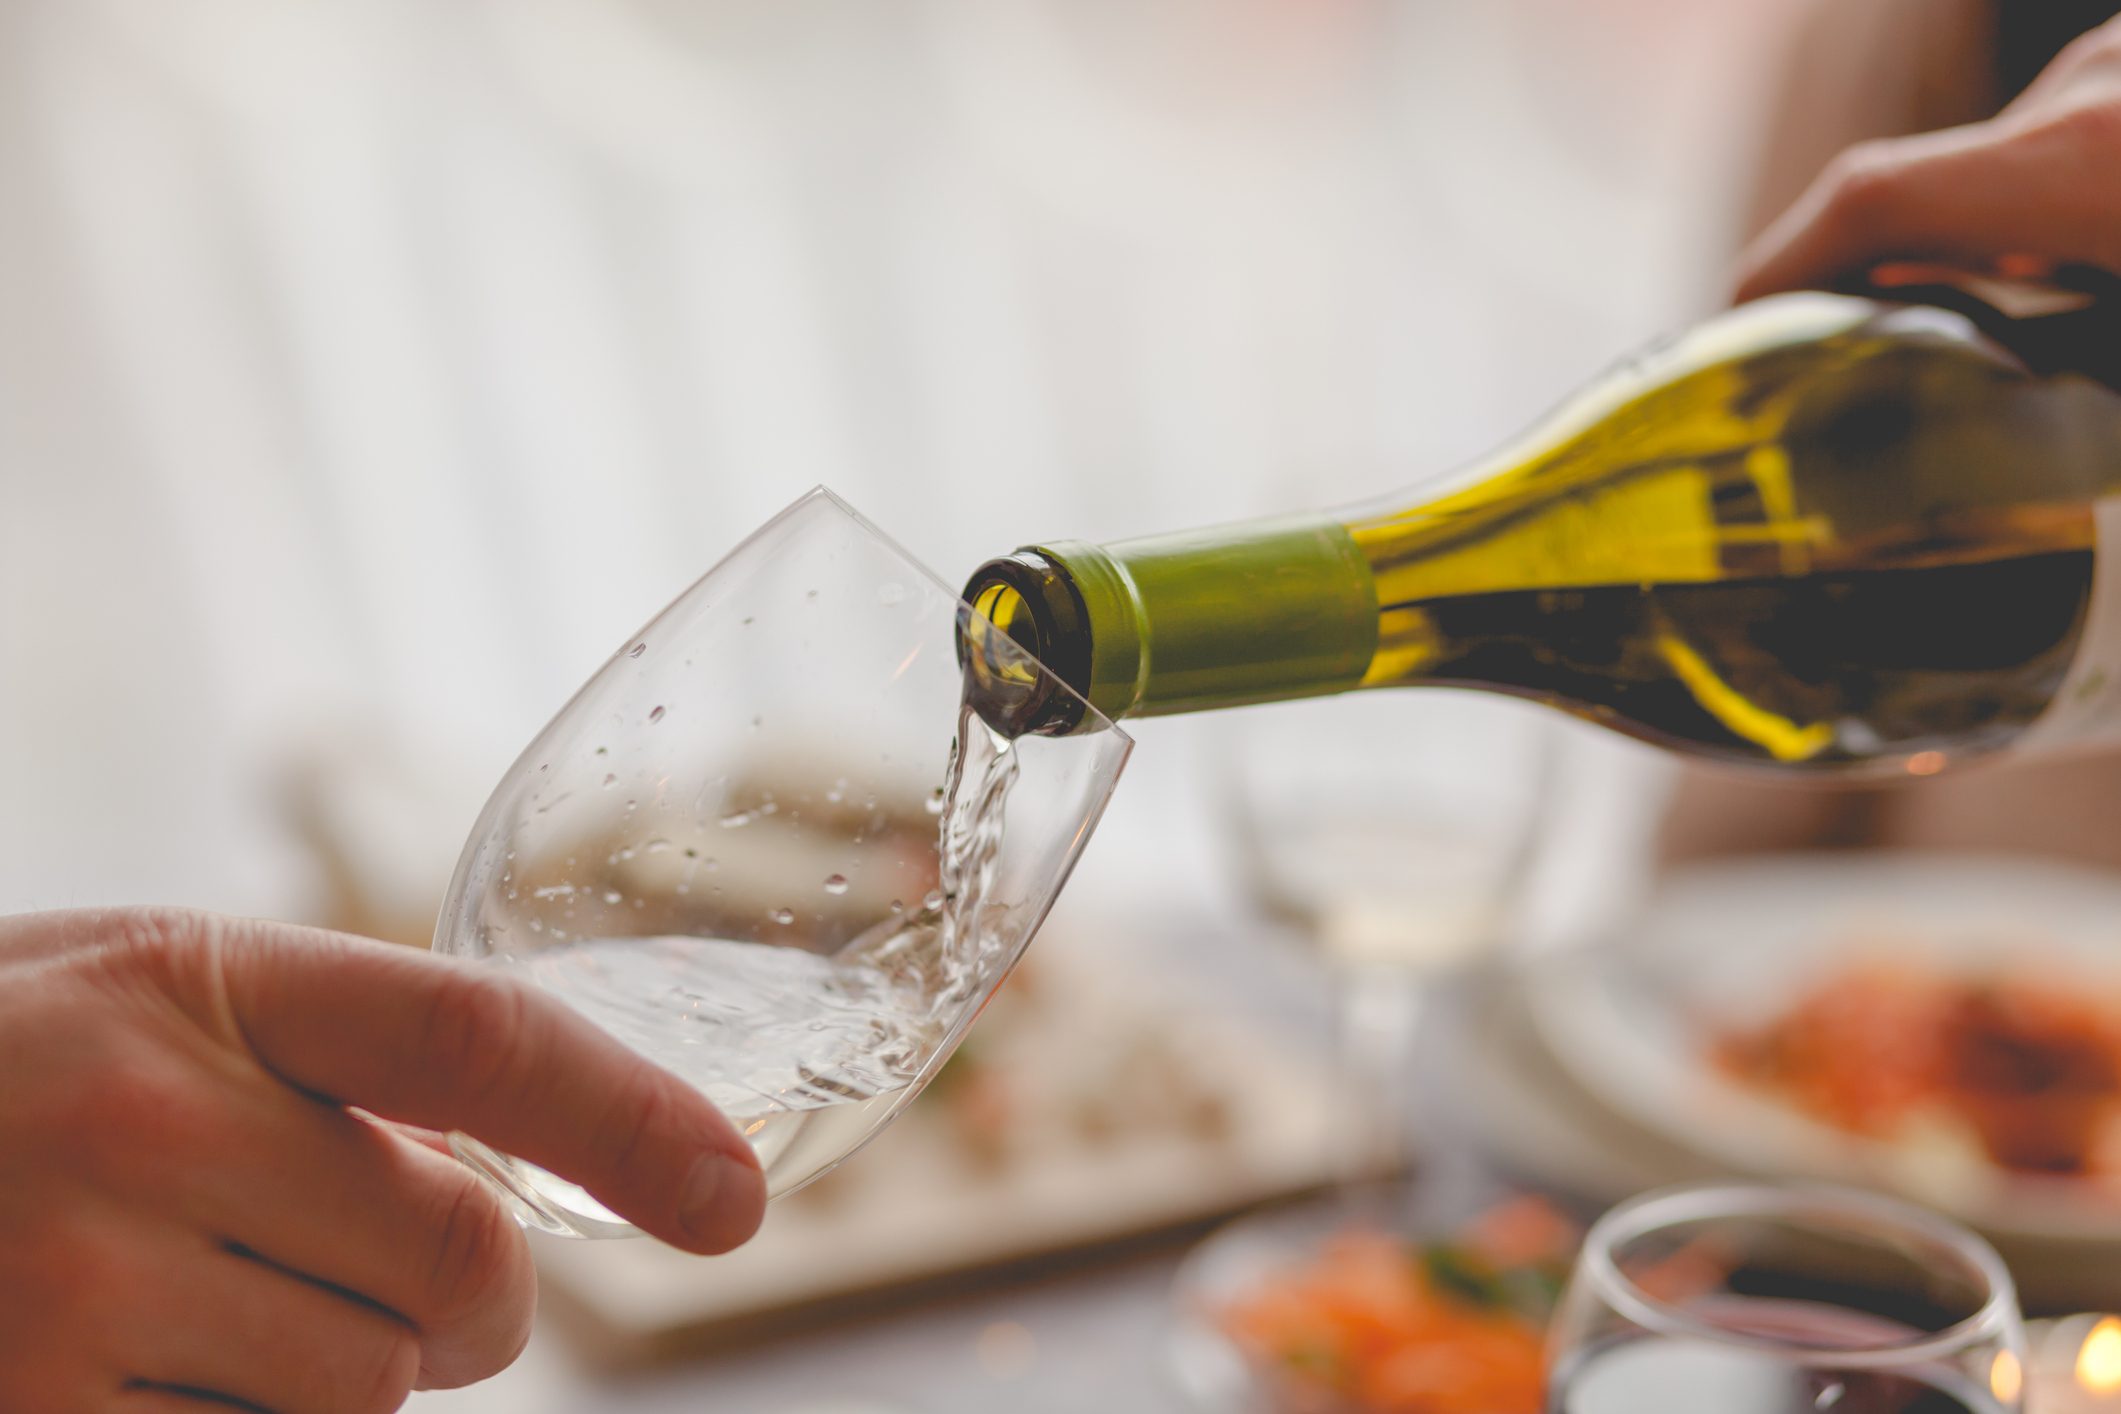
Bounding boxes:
958 551 1091 737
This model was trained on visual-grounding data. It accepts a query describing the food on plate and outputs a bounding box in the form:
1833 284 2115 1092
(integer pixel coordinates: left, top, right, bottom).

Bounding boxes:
1214 1197 1577 1414
1712 958 2121 1177
920 960 1235 1161
787 956 1239 1205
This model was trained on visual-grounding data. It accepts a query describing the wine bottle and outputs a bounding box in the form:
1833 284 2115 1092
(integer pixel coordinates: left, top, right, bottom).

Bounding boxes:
960 268 2121 772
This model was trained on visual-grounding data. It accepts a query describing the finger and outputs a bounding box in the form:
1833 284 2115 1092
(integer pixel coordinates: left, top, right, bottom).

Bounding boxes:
209 918 764 1254
181 1096 533 1390
1733 119 2121 301
376 1117 457 1158
0 908 116 964
129 1242 418 1414
116 1393 271 1413
2005 19 2121 110
115 1394 265 1412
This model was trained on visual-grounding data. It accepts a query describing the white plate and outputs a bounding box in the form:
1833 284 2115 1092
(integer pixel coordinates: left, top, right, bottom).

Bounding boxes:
1527 852 2121 1242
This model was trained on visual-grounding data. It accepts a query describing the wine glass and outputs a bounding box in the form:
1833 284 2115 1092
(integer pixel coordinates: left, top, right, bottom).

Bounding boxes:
433 487 1131 1238
1547 1181 2028 1413
1164 695 1550 1408
1216 688 1554 1188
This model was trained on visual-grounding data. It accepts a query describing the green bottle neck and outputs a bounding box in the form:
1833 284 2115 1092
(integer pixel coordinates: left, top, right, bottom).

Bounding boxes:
963 515 1379 734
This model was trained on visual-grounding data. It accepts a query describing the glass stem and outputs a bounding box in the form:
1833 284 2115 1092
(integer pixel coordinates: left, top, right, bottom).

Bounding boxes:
1334 962 1426 1190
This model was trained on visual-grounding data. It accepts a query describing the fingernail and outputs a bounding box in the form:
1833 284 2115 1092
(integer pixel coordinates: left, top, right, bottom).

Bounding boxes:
679 1151 761 1249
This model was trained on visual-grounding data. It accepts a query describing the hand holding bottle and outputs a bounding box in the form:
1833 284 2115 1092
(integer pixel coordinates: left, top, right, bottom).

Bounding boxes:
1738 14 2121 299
0 908 765 1412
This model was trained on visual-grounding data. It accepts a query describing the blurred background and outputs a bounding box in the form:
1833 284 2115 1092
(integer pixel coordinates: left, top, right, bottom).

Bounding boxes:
28 1 2121 1412
0 0 1783 926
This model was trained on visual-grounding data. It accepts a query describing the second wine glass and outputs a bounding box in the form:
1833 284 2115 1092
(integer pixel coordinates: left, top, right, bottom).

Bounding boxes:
1217 687 1553 1187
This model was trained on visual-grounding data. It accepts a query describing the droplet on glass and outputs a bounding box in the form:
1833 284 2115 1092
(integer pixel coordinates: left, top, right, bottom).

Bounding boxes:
924 790 945 816
601 773 617 788
648 705 666 724
720 811 753 829
823 874 849 895
644 838 672 854
923 890 943 911
877 582 906 606
601 890 623 905
770 907 795 926
628 642 647 659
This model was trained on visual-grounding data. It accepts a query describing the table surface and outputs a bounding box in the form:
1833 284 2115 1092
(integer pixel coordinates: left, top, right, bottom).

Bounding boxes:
409 1242 1203 1414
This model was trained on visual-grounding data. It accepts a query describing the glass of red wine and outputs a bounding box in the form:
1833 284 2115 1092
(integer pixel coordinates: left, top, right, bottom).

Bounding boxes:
1547 1182 2027 1414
